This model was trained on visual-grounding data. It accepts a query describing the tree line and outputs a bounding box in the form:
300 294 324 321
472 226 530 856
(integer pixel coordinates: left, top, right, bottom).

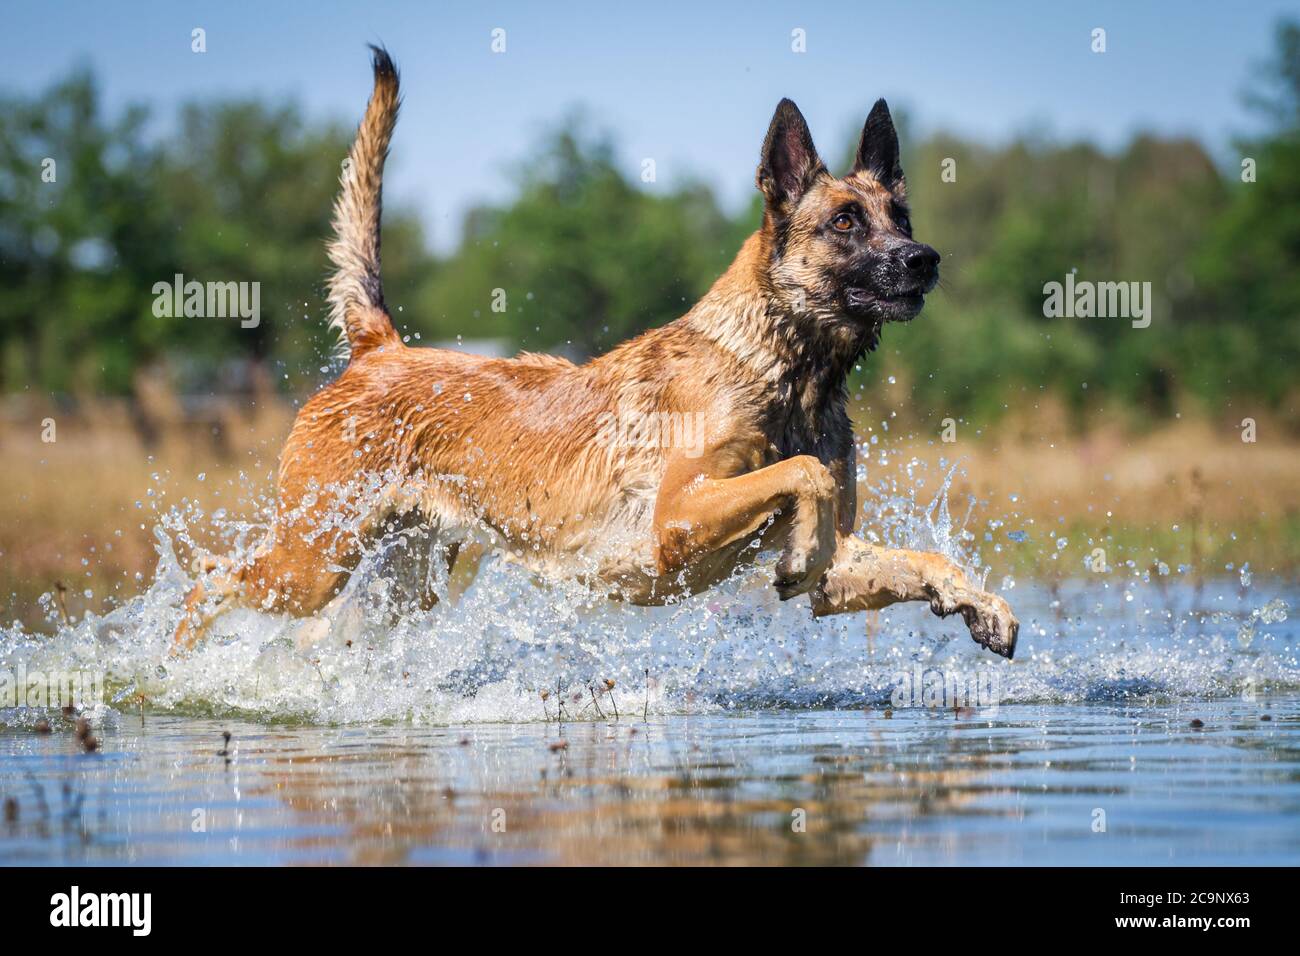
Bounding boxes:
1 22 1296 430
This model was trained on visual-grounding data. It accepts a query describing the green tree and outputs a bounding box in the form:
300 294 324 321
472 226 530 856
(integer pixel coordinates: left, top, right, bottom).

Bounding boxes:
1195 19 1300 414
415 121 744 357
0 70 173 393
0 70 433 395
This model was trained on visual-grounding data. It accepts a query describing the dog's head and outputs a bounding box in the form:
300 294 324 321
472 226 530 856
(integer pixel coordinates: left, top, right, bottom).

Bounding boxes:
756 98 938 345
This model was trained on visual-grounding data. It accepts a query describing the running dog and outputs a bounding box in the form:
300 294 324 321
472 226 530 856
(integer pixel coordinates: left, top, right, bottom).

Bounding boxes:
174 48 1019 658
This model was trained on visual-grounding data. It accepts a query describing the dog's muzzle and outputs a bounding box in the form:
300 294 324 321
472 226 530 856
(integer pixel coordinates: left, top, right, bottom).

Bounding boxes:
845 242 939 322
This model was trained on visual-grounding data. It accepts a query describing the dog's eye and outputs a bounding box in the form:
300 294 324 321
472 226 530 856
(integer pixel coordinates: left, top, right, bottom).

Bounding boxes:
831 214 855 232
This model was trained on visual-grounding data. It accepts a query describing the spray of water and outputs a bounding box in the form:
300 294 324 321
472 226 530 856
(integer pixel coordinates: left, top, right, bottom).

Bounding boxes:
1 441 1295 727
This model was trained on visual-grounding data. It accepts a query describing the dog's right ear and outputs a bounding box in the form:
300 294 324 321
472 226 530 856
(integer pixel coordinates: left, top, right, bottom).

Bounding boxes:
756 99 824 216
853 98 904 190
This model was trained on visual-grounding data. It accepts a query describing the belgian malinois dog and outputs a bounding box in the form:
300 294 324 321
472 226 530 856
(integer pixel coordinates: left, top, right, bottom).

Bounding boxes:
175 48 1018 657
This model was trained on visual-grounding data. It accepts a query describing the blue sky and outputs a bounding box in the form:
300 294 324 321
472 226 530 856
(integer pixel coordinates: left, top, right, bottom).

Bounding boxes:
3 0 1296 251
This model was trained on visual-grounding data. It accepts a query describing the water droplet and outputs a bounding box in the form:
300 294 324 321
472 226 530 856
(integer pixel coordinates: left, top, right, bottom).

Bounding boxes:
1257 598 1288 624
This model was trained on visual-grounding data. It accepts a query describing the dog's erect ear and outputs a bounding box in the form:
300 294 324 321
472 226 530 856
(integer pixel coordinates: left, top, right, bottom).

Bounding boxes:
853 98 903 190
757 98 825 214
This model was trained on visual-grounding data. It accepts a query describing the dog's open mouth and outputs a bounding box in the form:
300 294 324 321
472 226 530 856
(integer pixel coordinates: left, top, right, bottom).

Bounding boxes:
845 287 925 322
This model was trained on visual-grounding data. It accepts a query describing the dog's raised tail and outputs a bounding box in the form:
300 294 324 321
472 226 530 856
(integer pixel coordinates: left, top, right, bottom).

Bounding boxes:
326 45 402 358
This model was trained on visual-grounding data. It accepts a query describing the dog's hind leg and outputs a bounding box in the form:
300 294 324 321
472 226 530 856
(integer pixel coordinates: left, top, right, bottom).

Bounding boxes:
173 558 239 651
810 535 1019 658
172 523 360 651
417 540 460 611
366 512 462 613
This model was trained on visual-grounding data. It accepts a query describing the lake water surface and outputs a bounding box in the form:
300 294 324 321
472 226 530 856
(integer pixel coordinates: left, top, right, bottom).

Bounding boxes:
0 698 1296 865
1 572 1296 865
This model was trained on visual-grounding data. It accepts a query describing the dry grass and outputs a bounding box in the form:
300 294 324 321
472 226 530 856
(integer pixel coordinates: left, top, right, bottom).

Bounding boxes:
860 416 1300 583
0 398 291 629
1 397 1296 631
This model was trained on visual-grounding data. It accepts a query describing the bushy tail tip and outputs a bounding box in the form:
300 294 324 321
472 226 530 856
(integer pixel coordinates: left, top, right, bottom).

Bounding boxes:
324 45 402 358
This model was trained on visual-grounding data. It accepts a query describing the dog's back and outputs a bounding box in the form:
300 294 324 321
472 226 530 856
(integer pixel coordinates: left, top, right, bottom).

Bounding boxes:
285 344 637 544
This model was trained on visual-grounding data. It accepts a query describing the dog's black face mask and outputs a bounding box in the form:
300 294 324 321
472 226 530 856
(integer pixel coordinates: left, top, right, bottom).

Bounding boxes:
757 98 939 339
832 226 939 325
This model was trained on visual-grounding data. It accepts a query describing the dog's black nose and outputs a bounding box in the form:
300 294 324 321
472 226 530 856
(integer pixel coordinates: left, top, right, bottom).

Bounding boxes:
903 243 940 277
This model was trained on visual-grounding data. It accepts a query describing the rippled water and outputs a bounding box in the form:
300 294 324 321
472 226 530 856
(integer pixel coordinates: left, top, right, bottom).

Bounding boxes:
0 694 1296 865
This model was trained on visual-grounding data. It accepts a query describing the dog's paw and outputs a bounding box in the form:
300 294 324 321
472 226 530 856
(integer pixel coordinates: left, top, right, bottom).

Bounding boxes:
956 592 1019 659
774 542 835 601
774 466 837 600
773 565 811 601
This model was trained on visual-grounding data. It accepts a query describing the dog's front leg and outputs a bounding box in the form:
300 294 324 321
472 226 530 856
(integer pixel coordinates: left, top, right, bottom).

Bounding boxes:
653 432 837 599
810 535 1019 658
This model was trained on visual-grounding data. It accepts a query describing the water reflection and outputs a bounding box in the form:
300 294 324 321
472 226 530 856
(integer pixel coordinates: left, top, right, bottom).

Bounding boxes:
1 698 1296 865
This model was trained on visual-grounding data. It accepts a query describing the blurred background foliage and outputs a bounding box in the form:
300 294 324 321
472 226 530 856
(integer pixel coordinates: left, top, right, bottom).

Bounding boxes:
1 21 1297 430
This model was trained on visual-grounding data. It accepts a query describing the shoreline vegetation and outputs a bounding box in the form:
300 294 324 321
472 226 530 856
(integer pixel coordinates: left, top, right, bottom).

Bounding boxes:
2 396 1295 632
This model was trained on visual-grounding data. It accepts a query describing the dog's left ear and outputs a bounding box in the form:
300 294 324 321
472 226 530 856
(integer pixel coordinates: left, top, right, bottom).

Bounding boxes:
757 98 825 215
853 98 904 190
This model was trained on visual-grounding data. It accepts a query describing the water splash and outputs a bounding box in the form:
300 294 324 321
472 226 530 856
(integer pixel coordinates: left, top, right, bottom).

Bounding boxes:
1 454 1297 726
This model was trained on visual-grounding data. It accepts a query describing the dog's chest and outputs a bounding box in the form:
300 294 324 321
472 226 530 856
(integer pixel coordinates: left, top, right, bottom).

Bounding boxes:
757 381 845 462
776 412 823 458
